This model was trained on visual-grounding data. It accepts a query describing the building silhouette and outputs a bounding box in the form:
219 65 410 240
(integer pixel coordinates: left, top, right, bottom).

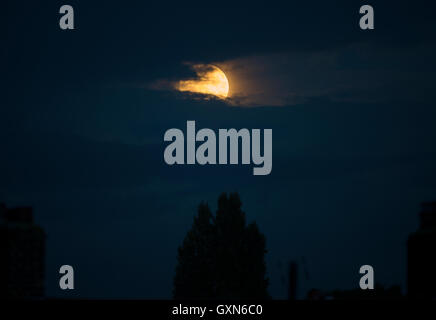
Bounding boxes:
0 203 45 299
407 202 436 299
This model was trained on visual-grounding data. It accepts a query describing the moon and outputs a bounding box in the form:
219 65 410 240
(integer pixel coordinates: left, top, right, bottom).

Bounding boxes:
177 64 229 99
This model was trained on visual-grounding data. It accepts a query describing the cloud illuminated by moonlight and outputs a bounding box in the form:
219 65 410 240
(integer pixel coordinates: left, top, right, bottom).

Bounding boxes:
148 63 229 100
177 64 229 99
148 44 426 107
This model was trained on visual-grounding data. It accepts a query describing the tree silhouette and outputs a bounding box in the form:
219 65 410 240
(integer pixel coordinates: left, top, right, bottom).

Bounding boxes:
173 192 269 299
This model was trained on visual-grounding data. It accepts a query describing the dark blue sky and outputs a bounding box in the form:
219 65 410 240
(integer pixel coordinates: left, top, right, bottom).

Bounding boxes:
2 0 436 298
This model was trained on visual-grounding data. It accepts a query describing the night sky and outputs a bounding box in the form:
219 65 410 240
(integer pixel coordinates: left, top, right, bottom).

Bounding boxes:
2 1 436 298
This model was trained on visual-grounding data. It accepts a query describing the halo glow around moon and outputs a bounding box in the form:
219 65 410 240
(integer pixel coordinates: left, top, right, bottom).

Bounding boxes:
177 64 229 99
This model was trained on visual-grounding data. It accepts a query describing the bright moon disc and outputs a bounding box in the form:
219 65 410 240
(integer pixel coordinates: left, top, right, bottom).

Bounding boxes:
177 64 229 99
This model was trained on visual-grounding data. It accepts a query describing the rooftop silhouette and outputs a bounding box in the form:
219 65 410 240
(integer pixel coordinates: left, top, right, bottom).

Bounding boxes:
0 203 45 299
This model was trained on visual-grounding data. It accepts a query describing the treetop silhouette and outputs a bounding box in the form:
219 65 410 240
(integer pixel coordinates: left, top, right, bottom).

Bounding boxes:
173 192 269 299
